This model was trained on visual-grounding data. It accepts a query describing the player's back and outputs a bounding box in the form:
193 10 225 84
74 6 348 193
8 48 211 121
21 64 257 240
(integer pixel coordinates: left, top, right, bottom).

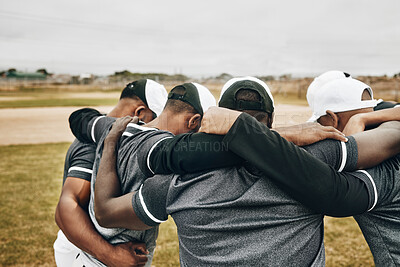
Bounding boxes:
165 164 325 266
354 154 400 266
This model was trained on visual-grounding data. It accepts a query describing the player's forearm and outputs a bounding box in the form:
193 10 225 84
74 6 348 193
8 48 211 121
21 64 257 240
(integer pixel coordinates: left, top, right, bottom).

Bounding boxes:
69 108 102 143
95 138 123 225
149 132 243 175
354 121 400 169
95 137 151 230
360 106 400 126
223 113 369 216
55 195 114 262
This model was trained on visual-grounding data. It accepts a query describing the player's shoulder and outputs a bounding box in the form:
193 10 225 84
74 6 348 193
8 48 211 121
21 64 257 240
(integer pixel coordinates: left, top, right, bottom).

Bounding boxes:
122 123 173 143
67 138 96 157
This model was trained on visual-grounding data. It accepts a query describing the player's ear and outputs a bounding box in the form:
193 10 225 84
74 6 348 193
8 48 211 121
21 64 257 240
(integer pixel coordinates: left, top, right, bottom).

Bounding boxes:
134 106 151 123
267 112 274 128
319 110 338 129
188 114 201 131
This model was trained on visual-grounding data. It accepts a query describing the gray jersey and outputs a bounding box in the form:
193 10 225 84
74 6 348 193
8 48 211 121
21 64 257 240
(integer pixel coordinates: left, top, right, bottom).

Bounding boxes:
132 138 368 266
82 116 174 266
353 155 400 267
54 139 96 262
63 138 96 183
306 139 400 266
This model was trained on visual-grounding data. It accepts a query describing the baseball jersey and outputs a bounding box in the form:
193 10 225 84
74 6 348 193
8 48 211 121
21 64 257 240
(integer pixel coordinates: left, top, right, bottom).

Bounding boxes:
307 140 400 266
353 155 400 266
62 138 96 184
54 139 96 265
224 113 400 266
78 115 174 267
131 129 369 266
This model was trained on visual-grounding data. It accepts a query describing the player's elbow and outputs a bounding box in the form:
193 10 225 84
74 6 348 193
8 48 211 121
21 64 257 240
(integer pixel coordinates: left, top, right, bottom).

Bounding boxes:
94 205 113 228
55 203 62 228
95 211 110 228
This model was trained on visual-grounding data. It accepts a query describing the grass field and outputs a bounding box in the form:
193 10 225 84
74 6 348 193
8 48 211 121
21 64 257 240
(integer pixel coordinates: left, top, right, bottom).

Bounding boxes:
0 86 308 109
0 90 120 109
0 142 374 266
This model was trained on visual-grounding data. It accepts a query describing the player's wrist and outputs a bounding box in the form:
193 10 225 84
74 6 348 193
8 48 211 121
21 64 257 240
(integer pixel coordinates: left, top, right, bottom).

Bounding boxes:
95 243 118 265
104 137 119 148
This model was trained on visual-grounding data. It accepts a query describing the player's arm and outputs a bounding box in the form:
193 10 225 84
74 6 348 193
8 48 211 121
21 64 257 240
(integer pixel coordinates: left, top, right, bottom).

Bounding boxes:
343 106 400 135
95 117 153 230
353 120 400 169
198 108 369 216
69 108 116 144
219 112 400 215
147 132 243 175
146 117 346 175
55 158 148 266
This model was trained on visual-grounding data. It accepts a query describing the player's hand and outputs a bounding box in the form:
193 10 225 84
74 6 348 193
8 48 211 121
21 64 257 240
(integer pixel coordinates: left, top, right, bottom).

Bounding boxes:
104 241 148 267
106 116 139 143
199 107 242 135
343 113 366 136
275 123 348 146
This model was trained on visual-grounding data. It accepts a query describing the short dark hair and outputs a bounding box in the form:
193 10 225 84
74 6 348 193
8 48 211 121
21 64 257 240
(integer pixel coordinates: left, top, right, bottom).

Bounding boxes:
164 86 197 114
235 89 270 122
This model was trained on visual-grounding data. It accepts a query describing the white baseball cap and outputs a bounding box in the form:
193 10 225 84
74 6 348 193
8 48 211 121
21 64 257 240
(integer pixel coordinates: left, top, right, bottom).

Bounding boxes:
143 79 168 117
309 78 377 122
192 82 217 113
307 71 351 114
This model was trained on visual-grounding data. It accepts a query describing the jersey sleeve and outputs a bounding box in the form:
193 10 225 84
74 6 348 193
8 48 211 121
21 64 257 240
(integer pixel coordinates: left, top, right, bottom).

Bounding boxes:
131 174 172 226
359 154 400 210
69 108 115 144
222 113 371 216
302 136 358 172
65 141 96 182
148 132 244 175
374 101 398 111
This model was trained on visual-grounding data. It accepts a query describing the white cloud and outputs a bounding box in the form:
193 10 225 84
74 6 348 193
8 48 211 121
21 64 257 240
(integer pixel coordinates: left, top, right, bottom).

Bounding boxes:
0 0 399 76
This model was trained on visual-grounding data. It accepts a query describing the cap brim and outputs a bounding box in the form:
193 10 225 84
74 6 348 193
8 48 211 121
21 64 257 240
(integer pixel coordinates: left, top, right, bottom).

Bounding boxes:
307 114 319 122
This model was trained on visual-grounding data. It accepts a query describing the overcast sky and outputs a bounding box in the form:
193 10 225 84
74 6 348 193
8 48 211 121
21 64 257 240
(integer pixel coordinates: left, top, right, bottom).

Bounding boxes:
0 0 399 77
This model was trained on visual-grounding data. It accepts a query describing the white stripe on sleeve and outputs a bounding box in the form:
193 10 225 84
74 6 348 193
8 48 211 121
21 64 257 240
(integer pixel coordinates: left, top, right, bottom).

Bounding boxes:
127 123 156 131
338 141 347 172
68 166 93 174
138 185 167 224
122 132 133 137
357 170 378 211
146 137 173 175
91 116 105 143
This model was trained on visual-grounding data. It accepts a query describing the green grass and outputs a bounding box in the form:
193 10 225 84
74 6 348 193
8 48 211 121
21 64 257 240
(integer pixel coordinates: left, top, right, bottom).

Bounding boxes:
0 98 118 108
0 143 373 266
0 89 120 108
0 86 309 109
0 143 69 266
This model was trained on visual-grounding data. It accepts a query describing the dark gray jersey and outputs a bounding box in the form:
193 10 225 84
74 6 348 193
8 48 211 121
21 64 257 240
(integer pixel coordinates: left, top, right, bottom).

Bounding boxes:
135 166 325 267
132 138 366 266
306 139 400 266
62 138 96 183
82 116 174 266
353 155 400 267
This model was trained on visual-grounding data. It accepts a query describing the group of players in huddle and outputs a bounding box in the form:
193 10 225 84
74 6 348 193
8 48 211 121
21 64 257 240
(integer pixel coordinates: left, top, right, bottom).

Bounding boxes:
53 71 400 267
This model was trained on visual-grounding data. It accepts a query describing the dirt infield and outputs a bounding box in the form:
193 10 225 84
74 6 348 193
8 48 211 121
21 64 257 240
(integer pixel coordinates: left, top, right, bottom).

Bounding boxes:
0 104 311 145
0 106 113 145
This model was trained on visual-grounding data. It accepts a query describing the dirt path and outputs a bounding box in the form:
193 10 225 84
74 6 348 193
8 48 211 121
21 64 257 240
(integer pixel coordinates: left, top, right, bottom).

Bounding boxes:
0 106 113 145
0 105 311 145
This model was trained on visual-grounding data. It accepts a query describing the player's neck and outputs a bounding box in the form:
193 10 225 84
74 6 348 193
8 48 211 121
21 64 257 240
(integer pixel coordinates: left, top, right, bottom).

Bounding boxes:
107 99 137 118
146 110 190 135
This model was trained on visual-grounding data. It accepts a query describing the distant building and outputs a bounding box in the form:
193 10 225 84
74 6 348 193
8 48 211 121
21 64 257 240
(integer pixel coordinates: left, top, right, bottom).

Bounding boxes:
5 70 47 80
70 73 95 84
